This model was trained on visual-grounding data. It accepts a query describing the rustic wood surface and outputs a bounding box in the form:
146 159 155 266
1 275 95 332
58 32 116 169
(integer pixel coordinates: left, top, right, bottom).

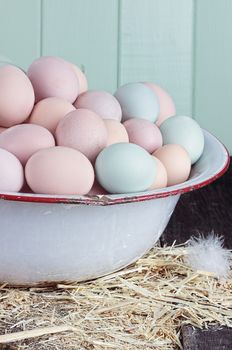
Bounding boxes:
161 160 232 249
181 325 232 350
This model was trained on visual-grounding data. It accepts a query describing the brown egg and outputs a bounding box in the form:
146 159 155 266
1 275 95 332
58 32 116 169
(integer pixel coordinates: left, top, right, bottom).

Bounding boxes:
25 146 94 195
153 144 191 186
29 97 75 134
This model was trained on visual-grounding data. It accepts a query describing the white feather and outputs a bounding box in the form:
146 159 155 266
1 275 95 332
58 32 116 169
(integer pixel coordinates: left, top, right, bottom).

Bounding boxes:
186 234 231 279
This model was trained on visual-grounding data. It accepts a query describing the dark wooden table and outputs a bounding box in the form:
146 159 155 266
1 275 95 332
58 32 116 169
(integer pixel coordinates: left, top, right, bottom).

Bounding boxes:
162 159 232 349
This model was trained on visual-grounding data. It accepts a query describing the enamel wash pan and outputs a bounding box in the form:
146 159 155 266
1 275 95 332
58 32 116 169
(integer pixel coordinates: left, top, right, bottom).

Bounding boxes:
0 130 229 286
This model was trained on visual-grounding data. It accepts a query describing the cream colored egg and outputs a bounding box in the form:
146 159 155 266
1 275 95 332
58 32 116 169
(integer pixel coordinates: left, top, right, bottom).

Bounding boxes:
149 156 168 189
0 124 55 165
154 144 191 186
104 119 129 146
29 97 75 134
0 148 24 192
25 146 94 195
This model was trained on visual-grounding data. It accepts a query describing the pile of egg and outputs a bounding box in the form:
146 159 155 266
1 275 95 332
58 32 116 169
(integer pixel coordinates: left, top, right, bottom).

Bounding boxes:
0 56 204 196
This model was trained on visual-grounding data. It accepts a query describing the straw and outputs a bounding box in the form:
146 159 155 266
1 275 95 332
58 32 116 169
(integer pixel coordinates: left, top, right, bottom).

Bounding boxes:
0 244 231 349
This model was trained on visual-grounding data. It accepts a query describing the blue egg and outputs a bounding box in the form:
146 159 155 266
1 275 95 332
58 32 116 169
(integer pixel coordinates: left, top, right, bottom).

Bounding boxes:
114 83 159 123
95 143 156 194
160 115 204 164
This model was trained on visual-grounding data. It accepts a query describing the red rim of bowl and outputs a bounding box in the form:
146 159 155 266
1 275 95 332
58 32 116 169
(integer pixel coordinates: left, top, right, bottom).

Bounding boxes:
0 131 230 206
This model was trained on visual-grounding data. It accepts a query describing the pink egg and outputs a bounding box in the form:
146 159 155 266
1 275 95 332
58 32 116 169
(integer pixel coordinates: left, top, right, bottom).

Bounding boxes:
0 148 24 192
25 146 94 195
104 119 129 146
149 156 168 190
144 83 176 126
0 65 35 127
0 124 55 165
70 63 88 94
154 144 191 186
74 90 122 121
56 109 107 162
88 179 108 196
123 118 162 153
27 56 79 103
29 97 75 134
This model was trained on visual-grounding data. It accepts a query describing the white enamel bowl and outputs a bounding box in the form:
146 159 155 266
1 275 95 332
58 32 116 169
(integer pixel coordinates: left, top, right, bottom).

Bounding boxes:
0 130 229 286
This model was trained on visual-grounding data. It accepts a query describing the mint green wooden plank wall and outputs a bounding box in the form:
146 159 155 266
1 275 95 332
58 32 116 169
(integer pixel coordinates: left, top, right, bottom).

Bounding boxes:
0 0 231 151
0 0 41 67
194 0 232 153
42 0 118 93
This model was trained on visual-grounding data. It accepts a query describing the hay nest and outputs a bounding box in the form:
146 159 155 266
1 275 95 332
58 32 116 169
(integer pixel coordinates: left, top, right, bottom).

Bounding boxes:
0 244 232 350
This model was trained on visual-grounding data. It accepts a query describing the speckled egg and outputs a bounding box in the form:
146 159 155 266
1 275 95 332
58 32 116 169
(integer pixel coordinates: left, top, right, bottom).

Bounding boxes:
0 124 55 165
160 115 204 164
56 109 107 162
123 118 162 153
0 148 24 192
104 119 129 146
27 56 79 103
75 90 122 121
0 65 35 127
144 83 176 126
114 83 159 123
25 146 94 195
95 143 156 194
154 144 191 186
29 97 75 134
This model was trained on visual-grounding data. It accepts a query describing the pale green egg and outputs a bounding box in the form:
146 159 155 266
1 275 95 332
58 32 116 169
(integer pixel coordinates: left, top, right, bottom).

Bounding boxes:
114 82 159 123
160 115 204 164
95 143 156 194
